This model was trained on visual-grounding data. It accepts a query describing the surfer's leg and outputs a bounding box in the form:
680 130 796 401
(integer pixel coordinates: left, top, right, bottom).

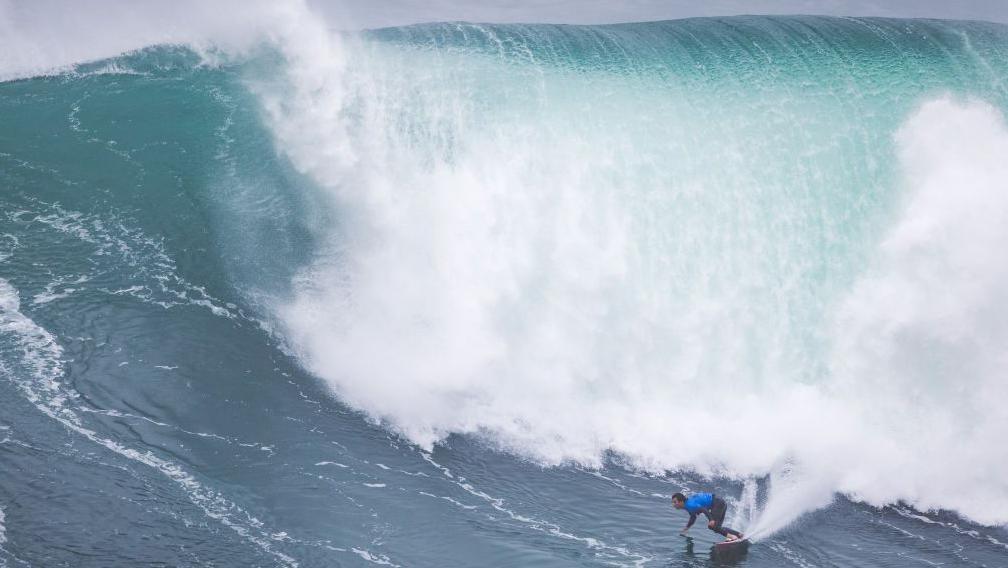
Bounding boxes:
709 498 743 540
709 522 742 539
707 498 728 535
723 527 743 539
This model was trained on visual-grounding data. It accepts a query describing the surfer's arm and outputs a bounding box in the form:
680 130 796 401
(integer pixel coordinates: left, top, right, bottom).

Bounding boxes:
683 512 698 530
686 507 714 530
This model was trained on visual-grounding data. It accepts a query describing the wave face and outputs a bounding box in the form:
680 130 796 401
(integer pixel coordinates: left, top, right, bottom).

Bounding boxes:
3 9 1008 565
262 17 1008 527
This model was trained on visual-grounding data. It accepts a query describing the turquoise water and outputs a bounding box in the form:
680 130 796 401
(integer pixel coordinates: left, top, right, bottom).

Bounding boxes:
2 15 1008 566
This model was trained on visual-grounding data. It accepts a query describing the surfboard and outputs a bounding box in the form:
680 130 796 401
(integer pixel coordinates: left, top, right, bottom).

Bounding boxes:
710 538 750 559
713 538 749 549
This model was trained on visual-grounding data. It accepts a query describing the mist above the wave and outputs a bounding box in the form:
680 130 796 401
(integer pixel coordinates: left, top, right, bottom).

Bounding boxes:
0 0 321 81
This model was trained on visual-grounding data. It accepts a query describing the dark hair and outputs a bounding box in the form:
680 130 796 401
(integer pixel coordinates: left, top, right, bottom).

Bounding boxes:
671 492 686 503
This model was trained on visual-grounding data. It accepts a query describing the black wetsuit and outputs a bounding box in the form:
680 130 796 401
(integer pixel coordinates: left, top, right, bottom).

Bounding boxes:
684 494 743 539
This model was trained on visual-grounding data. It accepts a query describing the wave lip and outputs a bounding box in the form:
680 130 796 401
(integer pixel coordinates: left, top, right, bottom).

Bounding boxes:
0 0 298 82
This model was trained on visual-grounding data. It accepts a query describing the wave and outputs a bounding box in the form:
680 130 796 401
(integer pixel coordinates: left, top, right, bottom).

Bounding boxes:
5 1 1008 535
257 15 1008 532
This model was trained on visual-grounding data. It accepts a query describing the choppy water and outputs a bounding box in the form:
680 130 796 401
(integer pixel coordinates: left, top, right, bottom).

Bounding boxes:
2 11 1008 567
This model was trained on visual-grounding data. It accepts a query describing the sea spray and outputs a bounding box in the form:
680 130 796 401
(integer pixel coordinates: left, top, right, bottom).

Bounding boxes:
827 97 1008 525
255 17 1008 531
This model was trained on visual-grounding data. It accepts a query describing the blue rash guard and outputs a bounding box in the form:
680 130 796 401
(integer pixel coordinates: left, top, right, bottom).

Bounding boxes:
684 493 714 514
680 493 743 538
683 493 715 529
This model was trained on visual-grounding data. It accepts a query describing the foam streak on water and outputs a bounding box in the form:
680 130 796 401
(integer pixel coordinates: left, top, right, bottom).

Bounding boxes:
0 278 299 567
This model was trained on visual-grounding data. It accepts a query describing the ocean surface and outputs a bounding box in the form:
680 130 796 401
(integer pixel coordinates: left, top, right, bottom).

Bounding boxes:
3 11 1008 567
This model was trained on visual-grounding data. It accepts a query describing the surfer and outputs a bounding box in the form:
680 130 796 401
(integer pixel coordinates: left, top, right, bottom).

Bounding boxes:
672 492 744 541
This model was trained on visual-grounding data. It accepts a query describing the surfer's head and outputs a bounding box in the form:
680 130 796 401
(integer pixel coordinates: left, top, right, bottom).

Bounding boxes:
671 493 686 509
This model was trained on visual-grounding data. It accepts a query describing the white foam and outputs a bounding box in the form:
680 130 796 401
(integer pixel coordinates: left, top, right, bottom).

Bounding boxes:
32 289 76 305
736 97 1008 536
259 15 1008 533
418 491 478 510
351 548 399 567
825 97 1008 526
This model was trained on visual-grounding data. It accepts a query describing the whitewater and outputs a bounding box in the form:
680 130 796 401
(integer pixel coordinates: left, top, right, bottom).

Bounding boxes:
2 1 1007 565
